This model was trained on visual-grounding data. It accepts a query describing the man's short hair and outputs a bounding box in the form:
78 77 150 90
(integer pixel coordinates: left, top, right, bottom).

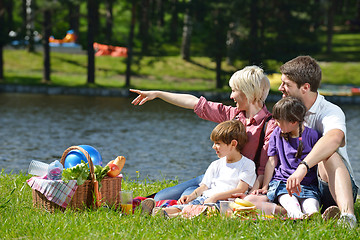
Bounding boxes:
280 56 321 92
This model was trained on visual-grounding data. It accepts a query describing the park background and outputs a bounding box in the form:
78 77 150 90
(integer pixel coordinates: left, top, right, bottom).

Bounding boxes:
1 1 360 239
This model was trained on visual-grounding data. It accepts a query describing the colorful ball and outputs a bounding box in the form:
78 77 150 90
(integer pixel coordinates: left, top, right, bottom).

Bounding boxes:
64 145 102 168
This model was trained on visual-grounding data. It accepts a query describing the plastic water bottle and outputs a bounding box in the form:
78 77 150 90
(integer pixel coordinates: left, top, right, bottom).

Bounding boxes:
47 160 64 180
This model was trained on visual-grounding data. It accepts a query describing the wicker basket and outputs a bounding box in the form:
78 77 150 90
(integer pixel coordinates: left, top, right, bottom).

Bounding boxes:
31 146 122 212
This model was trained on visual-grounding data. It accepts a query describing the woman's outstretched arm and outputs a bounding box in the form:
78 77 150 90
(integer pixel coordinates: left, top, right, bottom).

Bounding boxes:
130 89 199 109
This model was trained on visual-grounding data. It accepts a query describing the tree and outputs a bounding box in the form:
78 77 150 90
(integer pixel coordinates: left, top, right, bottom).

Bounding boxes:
0 0 15 81
104 0 114 43
169 0 179 42
0 1 8 81
87 0 96 84
67 0 80 41
181 0 192 61
139 0 150 54
25 0 36 52
42 8 51 82
249 0 260 65
126 0 137 87
207 1 233 88
326 0 339 53
37 0 61 83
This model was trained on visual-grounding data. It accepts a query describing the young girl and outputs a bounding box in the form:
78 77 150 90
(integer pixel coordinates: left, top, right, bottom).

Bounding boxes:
143 120 257 217
260 96 321 219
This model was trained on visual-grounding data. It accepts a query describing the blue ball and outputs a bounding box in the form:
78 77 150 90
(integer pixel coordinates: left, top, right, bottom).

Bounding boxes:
64 145 102 168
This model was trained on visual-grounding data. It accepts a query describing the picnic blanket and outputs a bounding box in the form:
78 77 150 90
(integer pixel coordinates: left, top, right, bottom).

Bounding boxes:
27 176 78 208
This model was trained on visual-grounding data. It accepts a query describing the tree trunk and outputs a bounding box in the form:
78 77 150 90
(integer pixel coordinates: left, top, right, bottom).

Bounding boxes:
87 0 95 84
326 0 337 53
126 1 137 87
181 2 192 61
93 0 100 36
139 0 150 54
42 9 51 83
213 7 223 89
26 0 35 52
0 46 3 81
21 0 27 37
226 21 238 66
104 0 114 44
249 0 260 65
215 53 222 89
156 0 164 27
169 0 178 42
68 1 80 42
0 1 4 81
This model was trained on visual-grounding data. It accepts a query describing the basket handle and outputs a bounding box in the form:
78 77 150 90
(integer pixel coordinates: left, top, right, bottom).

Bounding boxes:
60 146 95 182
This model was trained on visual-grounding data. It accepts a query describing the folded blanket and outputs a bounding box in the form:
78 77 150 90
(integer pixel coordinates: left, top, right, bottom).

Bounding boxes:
27 176 78 208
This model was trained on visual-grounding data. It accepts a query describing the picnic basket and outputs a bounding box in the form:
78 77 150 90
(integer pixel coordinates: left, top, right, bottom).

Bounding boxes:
31 146 122 212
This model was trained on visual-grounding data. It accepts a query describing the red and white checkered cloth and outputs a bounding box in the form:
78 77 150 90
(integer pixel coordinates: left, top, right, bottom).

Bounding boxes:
27 176 78 208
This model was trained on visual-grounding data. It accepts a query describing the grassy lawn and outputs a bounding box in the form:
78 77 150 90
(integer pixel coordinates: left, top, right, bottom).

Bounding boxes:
2 31 360 94
1 172 359 239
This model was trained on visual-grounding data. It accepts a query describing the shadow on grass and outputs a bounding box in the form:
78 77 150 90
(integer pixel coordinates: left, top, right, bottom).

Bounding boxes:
315 51 360 62
2 76 43 85
315 31 360 62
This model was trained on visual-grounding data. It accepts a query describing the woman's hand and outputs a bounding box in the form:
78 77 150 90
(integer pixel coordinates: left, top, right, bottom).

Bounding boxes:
130 89 158 105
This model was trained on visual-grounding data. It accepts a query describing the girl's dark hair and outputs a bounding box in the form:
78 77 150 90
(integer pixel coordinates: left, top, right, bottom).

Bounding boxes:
272 97 306 159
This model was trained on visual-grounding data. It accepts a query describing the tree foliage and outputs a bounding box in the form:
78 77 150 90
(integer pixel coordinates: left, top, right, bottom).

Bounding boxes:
1 0 360 87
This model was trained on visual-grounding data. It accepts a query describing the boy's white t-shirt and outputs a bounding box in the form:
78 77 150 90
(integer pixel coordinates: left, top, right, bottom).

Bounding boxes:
200 156 256 198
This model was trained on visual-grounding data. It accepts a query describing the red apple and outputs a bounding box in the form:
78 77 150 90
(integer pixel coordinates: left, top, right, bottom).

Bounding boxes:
107 163 120 177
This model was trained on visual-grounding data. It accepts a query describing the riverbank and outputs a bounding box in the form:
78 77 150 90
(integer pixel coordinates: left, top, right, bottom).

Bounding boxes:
2 83 360 105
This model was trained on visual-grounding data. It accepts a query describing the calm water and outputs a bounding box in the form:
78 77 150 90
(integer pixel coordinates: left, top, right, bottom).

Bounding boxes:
1 93 359 185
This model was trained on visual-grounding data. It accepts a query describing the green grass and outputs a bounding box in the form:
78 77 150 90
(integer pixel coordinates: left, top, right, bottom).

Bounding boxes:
1 172 359 239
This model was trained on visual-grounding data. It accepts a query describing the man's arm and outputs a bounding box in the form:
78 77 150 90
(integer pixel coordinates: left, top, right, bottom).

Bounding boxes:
130 89 199 109
286 129 344 196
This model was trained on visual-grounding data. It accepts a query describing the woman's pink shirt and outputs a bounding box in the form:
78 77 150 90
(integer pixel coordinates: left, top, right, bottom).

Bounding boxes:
194 96 276 175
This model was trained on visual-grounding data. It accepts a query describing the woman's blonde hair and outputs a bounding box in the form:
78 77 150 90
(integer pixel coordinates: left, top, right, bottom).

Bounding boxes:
229 66 270 103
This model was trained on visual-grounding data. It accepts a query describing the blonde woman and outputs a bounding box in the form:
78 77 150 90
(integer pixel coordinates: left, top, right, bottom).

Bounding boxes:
131 66 276 201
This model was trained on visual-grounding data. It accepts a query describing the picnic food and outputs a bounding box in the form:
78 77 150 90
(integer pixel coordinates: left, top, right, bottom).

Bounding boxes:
229 198 256 211
106 156 126 172
62 161 109 185
234 198 255 207
107 163 121 177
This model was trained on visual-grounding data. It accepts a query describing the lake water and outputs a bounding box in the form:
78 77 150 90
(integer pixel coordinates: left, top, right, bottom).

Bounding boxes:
1 93 359 185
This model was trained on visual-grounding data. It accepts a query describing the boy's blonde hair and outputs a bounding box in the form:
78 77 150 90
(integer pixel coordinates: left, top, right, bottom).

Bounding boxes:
229 66 270 103
210 120 247 153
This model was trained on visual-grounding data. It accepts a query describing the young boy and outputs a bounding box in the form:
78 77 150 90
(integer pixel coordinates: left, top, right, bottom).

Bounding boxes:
144 120 257 217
